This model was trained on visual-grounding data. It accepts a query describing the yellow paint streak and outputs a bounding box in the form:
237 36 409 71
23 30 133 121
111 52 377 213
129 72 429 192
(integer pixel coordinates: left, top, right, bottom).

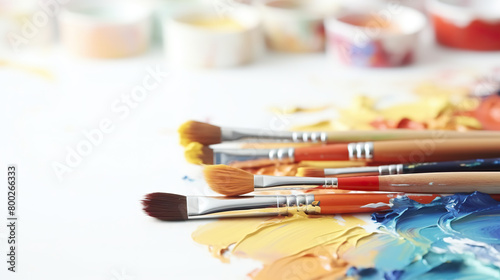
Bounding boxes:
192 217 283 262
0 59 54 81
270 105 331 115
183 142 203 165
192 214 371 277
292 83 482 131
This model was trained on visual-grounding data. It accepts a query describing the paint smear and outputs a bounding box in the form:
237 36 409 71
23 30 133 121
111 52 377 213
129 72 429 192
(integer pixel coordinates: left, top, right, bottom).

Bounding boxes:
346 192 500 279
184 142 204 165
192 214 371 278
0 59 54 81
193 192 500 279
288 83 483 132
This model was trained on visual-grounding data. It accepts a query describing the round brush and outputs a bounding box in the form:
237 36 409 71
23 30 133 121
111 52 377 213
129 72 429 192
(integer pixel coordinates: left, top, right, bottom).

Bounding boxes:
204 165 500 196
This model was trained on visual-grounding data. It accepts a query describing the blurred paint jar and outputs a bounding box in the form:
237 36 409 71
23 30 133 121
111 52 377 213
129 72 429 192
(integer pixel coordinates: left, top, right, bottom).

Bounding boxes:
164 5 263 68
59 2 152 58
325 6 426 67
0 0 55 52
427 0 500 50
259 0 339 52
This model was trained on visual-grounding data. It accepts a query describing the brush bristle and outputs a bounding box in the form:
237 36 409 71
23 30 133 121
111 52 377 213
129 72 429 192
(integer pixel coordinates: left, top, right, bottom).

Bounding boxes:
142 193 188 221
296 167 325 177
184 142 214 165
203 165 255 196
178 121 222 147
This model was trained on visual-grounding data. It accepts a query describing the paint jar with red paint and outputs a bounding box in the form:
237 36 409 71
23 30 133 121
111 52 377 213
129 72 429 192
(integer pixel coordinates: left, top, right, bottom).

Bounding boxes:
324 5 427 67
427 0 500 51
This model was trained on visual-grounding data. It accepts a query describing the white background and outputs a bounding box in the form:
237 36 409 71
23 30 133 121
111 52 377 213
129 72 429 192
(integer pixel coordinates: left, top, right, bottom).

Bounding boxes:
1 34 500 280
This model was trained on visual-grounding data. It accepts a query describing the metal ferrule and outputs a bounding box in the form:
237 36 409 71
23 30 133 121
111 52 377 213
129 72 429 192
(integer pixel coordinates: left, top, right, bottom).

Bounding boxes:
213 147 296 164
323 164 405 177
221 128 328 143
378 164 404 175
347 142 374 160
186 194 320 219
254 175 338 188
324 166 379 177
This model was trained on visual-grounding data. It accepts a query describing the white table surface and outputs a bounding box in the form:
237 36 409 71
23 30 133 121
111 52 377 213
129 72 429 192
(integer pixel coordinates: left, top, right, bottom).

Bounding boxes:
1 41 500 280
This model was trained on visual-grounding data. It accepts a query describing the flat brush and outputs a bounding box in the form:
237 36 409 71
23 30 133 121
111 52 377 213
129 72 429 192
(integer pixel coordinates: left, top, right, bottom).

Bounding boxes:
297 157 500 177
209 138 500 165
204 165 500 196
178 120 500 146
142 192 442 221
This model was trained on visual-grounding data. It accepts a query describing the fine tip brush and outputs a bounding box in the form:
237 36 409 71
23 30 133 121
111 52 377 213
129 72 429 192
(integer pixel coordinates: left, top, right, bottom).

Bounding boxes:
296 157 500 177
142 192 442 221
203 165 500 196
178 120 500 147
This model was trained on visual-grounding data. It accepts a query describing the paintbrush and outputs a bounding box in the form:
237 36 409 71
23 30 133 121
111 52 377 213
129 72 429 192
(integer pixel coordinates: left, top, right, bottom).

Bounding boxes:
296 157 500 177
178 120 500 146
142 192 442 220
197 138 500 165
203 165 500 196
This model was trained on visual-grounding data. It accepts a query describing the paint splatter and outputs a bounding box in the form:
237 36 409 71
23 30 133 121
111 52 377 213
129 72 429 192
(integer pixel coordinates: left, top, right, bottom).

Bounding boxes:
0 59 54 81
182 175 195 182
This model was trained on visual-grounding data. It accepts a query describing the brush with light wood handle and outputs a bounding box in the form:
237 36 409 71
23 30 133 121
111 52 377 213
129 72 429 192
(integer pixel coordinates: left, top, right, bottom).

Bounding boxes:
178 120 500 146
211 138 500 165
204 165 500 196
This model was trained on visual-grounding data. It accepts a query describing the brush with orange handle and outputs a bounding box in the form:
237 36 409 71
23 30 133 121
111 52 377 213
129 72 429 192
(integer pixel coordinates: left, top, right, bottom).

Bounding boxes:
143 192 444 220
178 120 500 146
206 138 500 165
204 165 500 196
143 192 500 221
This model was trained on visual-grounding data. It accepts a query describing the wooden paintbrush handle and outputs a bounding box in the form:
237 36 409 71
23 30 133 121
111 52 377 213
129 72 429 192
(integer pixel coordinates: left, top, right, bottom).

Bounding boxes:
373 138 500 163
379 172 500 193
314 193 440 214
295 144 349 161
326 130 500 143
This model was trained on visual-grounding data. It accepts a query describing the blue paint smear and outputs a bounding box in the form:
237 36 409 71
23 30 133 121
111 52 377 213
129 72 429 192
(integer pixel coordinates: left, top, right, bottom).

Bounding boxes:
182 175 195 182
349 192 500 279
